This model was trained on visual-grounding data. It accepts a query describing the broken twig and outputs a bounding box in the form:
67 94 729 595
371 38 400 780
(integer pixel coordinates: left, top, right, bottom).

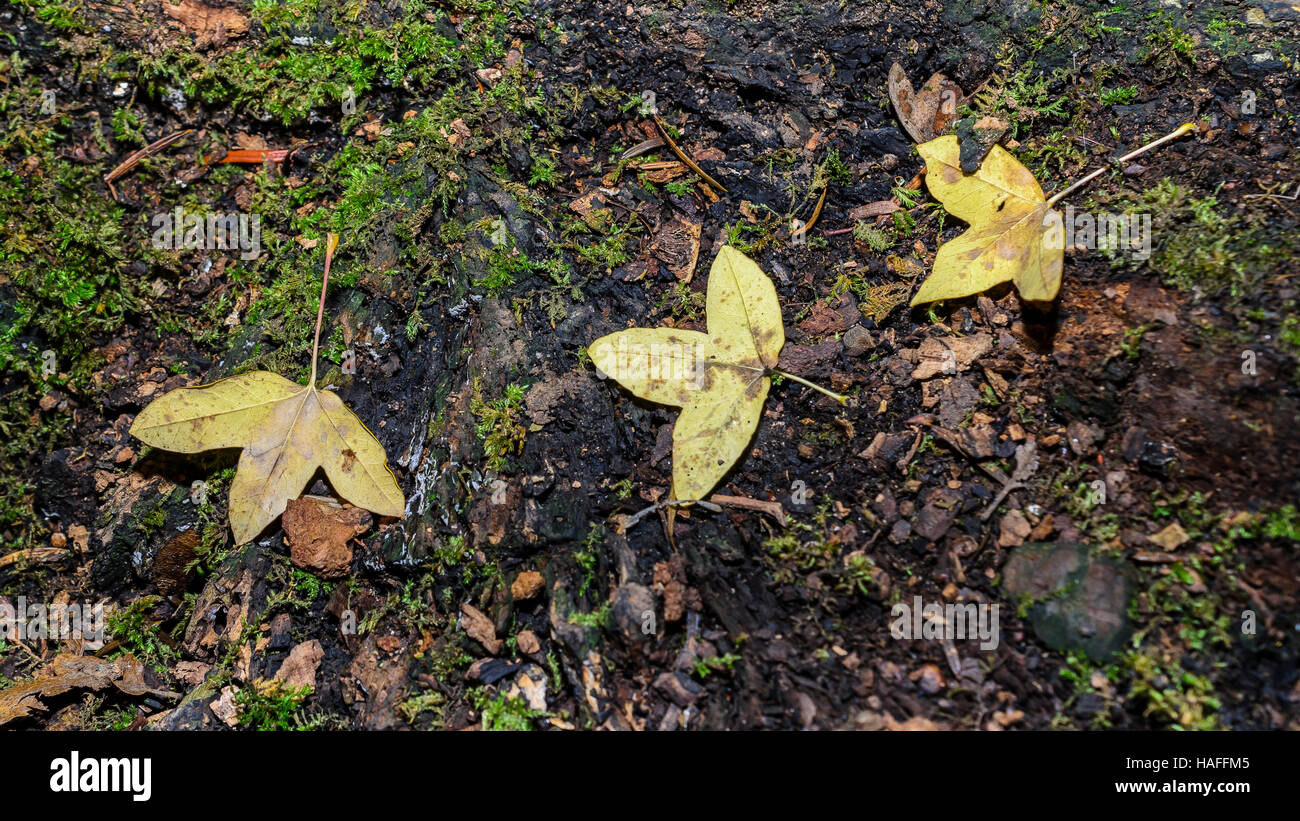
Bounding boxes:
103 129 194 200
652 114 727 194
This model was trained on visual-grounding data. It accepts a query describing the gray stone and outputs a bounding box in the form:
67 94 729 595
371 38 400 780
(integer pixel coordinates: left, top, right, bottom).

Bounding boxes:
611 582 656 642
842 324 873 357
1001 542 1134 660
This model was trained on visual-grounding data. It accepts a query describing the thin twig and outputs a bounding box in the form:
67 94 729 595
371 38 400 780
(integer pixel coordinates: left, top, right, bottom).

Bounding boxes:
103 128 194 200
803 183 829 234
652 114 727 194
774 368 848 404
213 148 292 165
621 497 722 530
309 234 340 389
710 494 787 526
1046 122 1196 207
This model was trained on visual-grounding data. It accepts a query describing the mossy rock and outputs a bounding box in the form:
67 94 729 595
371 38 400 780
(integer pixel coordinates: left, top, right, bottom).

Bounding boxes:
1001 542 1134 661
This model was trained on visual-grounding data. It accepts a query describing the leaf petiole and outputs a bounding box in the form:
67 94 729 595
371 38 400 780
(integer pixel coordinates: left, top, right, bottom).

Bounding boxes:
621 497 722 530
1045 122 1196 207
773 368 849 405
309 233 340 389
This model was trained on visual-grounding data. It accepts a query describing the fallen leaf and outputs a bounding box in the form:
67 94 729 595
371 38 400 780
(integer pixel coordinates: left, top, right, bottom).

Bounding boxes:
172 661 211 687
511 570 546 601
269 639 323 692
910 332 994 380
589 246 782 501
505 664 548 712
163 0 249 40
888 62 961 144
998 509 1032 547
911 135 1063 306
67 524 90 554
282 496 372 578
152 531 199 595
460 603 503 655
211 686 239 726
0 546 70 568
1148 521 1190 551
849 200 902 220
130 372 404 544
637 160 689 183
0 654 173 727
650 212 702 282
234 132 268 151
516 629 541 654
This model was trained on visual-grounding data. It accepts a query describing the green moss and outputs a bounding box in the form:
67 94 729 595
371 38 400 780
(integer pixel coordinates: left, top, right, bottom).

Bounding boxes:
1278 318 1300 366
655 281 705 322
480 246 532 296
470 379 526 471
398 690 447 724
840 553 879 597
693 653 741 678
762 499 841 586
1099 85 1138 106
9 0 93 33
527 151 559 187
1110 178 1299 302
1204 17 1249 57
1259 504 1300 541
266 561 328 612
235 682 313 731
573 522 604 598
960 60 1070 140
1139 10 1197 74
821 149 852 185
0 160 131 382
1125 647 1221 730
474 690 541 730
567 603 611 630
432 533 470 571
136 1 519 126
569 222 633 270
852 222 892 251
106 596 178 672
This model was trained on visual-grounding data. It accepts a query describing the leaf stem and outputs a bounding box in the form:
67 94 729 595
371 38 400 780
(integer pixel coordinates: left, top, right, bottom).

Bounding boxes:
1046 122 1196 207
774 369 849 405
309 233 339 389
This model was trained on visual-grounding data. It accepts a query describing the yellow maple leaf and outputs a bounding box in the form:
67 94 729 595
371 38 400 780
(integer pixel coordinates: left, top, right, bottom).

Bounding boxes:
911 135 1064 306
131 372 404 544
590 246 840 502
130 234 404 544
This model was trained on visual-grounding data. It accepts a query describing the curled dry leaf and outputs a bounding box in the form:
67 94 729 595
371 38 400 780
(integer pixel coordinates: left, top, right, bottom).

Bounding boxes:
888 62 961 144
283 495 372 578
0 546 70 568
163 0 250 40
911 135 1064 306
0 654 174 727
130 372 404 544
589 246 783 501
650 211 703 282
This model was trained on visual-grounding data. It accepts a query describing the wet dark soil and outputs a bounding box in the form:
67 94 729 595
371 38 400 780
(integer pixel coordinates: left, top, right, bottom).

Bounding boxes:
1 0 1297 731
